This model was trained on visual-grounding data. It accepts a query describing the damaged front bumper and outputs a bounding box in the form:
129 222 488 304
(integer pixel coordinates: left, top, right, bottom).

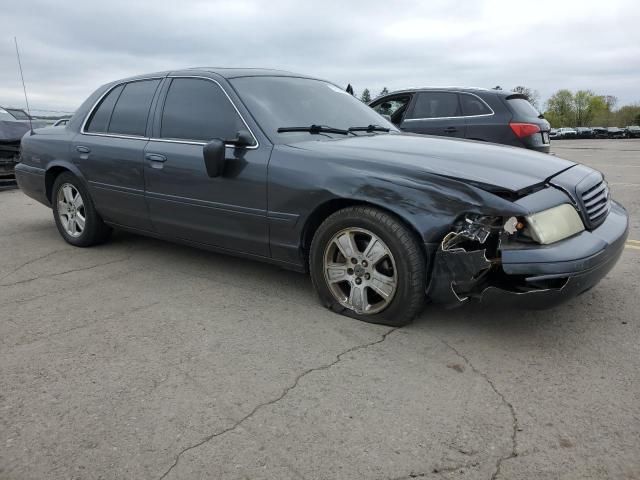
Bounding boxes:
0 141 21 179
427 201 629 308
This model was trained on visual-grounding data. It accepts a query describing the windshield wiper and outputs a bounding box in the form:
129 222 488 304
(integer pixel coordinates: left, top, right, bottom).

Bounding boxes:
348 124 390 133
277 124 351 135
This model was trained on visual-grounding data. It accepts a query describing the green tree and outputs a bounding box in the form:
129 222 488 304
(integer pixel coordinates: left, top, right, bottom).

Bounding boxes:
615 104 640 126
574 90 596 126
360 88 371 103
586 95 608 126
545 89 575 127
512 86 540 109
377 87 389 98
604 95 618 126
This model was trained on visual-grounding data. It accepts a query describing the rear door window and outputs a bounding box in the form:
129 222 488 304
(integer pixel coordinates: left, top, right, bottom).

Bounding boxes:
407 92 460 119
460 94 492 116
107 79 161 136
85 84 124 133
160 78 245 142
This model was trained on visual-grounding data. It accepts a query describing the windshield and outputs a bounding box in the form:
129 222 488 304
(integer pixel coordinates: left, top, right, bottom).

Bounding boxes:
5 108 29 120
0 108 16 121
230 76 398 144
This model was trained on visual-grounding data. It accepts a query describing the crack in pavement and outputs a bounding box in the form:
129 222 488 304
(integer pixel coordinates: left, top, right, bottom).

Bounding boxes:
0 248 68 282
156 327 399 480
438 338 518 480
5 299 165 349
389 459 480 479
0 256 131 287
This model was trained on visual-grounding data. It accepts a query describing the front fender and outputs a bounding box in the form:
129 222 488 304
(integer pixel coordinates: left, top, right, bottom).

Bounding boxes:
267 145 528 266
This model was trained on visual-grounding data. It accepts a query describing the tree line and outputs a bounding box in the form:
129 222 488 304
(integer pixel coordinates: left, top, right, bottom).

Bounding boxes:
354 84 639 128
357 87 389 103
542 90 639 128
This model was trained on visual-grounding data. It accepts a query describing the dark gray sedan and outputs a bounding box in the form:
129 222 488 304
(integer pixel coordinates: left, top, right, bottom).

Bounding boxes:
15 68 628 326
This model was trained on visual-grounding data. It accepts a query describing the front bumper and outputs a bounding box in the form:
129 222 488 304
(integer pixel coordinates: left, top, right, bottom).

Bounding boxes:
427 201 629 308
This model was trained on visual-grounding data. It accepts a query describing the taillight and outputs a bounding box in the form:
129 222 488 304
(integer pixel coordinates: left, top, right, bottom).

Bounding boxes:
510 122 541 138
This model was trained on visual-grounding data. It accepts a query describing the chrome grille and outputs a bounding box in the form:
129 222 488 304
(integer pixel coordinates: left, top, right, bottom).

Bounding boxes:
580 178 610 228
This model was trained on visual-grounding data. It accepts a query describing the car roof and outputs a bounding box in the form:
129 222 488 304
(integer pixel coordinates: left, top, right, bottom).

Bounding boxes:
376 86 512 97
112 67 324 84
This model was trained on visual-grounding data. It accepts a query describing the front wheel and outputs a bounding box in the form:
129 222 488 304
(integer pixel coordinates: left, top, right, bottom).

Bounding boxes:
310 206 426 326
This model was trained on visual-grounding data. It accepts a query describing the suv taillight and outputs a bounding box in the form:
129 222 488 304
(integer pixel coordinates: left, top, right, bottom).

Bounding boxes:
510 122 541 138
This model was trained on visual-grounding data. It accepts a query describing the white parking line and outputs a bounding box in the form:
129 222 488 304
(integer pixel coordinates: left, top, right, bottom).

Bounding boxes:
627 240 640 251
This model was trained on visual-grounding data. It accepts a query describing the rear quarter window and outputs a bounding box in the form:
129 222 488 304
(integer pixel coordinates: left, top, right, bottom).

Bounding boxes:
85 84 124 133
460 94 492 116
506 95 540 119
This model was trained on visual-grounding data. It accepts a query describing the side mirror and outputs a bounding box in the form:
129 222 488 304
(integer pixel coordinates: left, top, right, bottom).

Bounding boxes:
229 129 254 147
203 139 226 177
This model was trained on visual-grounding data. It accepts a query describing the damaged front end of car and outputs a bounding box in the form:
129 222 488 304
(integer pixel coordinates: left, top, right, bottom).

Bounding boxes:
427 213 571 307
0 141 21 187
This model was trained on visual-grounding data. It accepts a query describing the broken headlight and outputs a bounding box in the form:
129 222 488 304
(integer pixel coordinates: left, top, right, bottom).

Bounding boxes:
524 204 584 244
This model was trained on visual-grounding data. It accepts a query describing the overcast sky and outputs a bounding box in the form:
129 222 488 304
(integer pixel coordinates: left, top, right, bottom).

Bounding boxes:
1 0 639 114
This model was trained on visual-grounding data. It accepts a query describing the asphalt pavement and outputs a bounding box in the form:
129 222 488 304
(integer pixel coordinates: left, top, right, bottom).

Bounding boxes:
1 139 638 480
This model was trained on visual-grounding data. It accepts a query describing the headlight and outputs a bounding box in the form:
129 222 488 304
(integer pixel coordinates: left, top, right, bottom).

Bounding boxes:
525 204 584 244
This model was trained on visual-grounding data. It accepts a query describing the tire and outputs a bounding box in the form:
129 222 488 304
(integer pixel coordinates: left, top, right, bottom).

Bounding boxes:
310 206 426 327
52 172 112 247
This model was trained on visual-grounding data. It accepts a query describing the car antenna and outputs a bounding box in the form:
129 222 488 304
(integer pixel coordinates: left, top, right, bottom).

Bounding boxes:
14 37 34 135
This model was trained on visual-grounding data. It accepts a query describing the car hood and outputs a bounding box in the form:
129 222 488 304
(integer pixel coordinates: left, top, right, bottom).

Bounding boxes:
287 134 575 193
0 120 31 142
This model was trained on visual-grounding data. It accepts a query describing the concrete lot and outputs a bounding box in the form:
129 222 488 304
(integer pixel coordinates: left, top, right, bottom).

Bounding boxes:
1 139 639 480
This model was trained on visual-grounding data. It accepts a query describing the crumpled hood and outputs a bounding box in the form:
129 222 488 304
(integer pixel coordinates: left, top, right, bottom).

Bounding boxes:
287 134 576 193
0 120 31 142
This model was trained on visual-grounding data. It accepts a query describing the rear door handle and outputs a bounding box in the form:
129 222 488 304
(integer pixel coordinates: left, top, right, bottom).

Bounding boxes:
76 145 91 153
443 127 457 133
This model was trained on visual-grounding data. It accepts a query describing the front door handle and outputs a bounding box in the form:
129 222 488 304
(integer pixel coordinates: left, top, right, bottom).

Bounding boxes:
76 145 91 153
443 127 457 133
145 153 167 170
145 153 167 163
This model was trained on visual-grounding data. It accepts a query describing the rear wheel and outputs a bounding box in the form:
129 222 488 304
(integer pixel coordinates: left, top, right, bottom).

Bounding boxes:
52 172 111 247
310 206 426 326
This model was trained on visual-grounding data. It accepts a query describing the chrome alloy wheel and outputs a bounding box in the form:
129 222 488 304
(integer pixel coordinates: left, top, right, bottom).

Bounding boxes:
323 227 398 314
57 183 86 238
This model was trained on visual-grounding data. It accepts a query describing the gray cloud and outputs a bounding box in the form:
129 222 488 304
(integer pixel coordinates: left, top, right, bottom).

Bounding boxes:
1 0 639 113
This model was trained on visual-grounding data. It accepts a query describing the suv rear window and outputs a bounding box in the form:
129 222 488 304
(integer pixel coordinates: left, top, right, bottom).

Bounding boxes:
506 95 540 119
408 92 460 119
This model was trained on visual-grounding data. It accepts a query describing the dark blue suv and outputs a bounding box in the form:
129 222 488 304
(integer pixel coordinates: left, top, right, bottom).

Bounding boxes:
370 87 551 153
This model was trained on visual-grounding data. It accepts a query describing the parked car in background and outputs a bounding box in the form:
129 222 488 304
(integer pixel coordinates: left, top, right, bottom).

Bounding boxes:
1 107 32 185
52 118 70 127
624 125 640 138
607 127 625 139
549 128 560 140
14 68 628 326
592 127 609 139
575 127 593 139
556 127 578 139
369 87 551 153
3 107 30 121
